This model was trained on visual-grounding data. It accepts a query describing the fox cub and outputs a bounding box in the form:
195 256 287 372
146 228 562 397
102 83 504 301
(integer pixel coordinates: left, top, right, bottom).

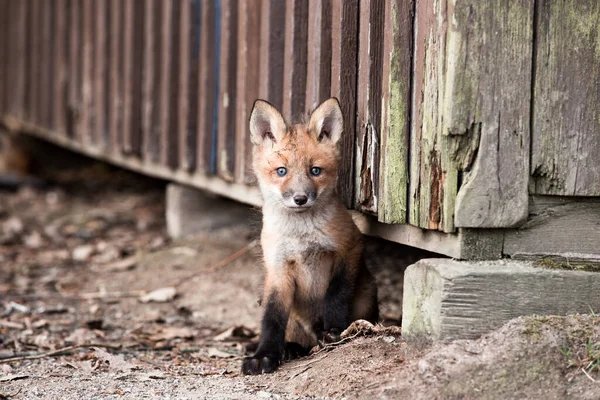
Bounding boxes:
242 98 379 375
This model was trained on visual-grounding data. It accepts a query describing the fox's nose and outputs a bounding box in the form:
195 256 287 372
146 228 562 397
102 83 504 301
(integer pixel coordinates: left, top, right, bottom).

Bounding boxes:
293 195 308 205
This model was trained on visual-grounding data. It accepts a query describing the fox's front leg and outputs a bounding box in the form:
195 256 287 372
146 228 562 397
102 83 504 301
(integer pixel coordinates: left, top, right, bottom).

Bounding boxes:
323 258 355 343
242 271 294 375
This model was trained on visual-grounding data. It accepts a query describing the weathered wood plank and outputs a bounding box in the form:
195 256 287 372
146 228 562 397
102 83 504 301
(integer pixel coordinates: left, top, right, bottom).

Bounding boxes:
504 196 600 261
0 0 7 115
28 0 41 125
259 0 286 109
122 0 144 155
108 0 123 152
10 0 28 119
377 0 412 224
282 0 308 120
403 258 600 340
355 0 384 214
40 0 54 128
216 0 238 181
411 0 533 231
305 0 331 112
451 0 533 229
234 0 261 184
53 0 69 135
197 0 219 174
177 0 201 171
142 0 161 162
330 0 359 208
93 0 108 148
531 0 600 196
80 0 95 144
159 0 180 168
67 0 81 139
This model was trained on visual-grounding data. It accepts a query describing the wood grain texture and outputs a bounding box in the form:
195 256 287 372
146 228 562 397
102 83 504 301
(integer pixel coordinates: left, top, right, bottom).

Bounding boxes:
235 0 261 184
330 0 359 208
53 0 69 135
531 0 600 196
217 0 238 181
451 0 533 229
0 0 6 115
7 0 27 119
159 0 180 168
28 0 41 125
305 0 331 112
80 0 95 144
67 0 82 139
93 0 108 148
355 0 384 214
39 0 53 128
403 258 600 340
282 0 308 120
142 0 161 162
177 0 201 171
259 0 285 109
197 0 219 174
377 0 412 224
122 0 144 155
411 0 533 232
108 0 123 153
504 196 600 261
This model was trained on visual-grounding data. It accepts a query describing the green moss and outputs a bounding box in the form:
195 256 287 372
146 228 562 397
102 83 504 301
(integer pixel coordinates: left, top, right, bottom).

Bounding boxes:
534 257 600 273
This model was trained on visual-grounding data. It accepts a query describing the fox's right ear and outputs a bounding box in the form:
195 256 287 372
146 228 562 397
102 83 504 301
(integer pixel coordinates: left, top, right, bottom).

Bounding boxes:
249 100 287 145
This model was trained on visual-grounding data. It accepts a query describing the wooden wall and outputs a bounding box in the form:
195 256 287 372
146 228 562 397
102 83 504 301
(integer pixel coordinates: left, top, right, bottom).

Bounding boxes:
1 0 599 235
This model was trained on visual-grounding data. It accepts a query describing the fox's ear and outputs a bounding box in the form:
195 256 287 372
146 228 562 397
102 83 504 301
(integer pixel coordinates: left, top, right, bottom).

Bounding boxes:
308 98 343 145
249 100 287 145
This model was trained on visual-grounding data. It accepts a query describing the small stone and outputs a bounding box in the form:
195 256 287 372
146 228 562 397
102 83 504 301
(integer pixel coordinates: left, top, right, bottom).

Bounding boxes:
72 244 95 261
257 391 272 399
418 359 430 373
382 336 396 344
24 231 44 248
3 217 24 235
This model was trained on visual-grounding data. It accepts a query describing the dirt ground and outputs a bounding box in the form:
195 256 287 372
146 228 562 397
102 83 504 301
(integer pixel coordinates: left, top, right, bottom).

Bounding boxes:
1 143 599 399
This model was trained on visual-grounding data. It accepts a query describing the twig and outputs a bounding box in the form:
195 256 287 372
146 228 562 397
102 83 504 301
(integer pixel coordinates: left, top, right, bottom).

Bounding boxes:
171 241 256 287
0 343 123 364
288 366 311 379
582 367 597 383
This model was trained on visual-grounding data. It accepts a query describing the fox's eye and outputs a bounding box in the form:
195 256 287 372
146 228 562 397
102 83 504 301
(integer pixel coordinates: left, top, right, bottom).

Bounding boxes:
310 167 322 176
276 167 287 177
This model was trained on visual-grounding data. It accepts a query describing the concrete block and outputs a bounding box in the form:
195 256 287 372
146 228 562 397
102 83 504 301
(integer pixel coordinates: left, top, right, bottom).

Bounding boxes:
402 258 600 340
166 183 252 239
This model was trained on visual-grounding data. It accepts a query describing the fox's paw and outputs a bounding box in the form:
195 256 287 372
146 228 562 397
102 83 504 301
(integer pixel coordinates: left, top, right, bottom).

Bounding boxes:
323 328 342 344
284 342 309 360
241 353 281 375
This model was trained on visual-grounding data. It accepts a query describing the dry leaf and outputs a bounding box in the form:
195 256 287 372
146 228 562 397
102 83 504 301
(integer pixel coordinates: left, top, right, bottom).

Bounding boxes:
207 348 235 358
92 347 137 372
102 256 137 272
150 326 195 341
140 287 177 303
213 325 256 341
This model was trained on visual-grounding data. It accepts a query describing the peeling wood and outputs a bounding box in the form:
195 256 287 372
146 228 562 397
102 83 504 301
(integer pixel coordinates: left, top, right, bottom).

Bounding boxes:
330 0 359 208
531 0 600 196
378 0 413 224
355 0 384 214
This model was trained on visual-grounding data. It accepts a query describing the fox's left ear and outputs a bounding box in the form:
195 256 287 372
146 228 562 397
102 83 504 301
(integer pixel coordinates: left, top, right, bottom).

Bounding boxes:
308 98 343 145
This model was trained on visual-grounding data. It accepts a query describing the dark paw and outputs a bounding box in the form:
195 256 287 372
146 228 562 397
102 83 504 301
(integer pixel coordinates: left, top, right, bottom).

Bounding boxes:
284 342 309 360
323 328 341 344
241 353 281 375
